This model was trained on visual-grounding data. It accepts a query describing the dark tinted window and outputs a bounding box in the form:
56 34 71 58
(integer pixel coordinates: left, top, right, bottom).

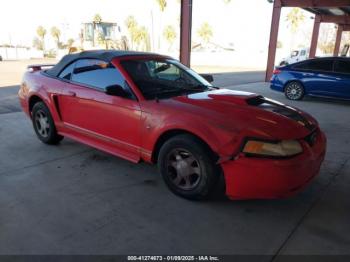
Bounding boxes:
121 59 211 100
58 62 76 80
72 59 126 90
334 60 350 74
293 60 333 72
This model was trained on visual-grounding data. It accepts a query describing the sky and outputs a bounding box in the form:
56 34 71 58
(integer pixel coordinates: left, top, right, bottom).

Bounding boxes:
0 0 316 54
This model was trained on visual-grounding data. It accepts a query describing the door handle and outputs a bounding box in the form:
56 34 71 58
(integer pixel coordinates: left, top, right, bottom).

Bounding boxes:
67 91 76 97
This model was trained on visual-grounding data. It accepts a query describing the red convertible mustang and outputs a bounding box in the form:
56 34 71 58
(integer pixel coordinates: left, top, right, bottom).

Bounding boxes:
19 50 327 200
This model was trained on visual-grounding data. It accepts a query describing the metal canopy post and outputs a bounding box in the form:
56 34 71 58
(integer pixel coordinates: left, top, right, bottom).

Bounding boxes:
334 25 344 56
309 15 321 58
265 0 282 82
180 0 193 67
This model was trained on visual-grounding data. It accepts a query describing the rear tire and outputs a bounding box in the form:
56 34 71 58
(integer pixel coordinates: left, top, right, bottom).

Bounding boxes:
284 81 305 100
32 102 64 145
158 134 220 200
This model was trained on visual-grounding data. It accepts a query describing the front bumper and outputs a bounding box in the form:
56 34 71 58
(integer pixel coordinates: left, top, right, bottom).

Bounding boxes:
221 130 327 200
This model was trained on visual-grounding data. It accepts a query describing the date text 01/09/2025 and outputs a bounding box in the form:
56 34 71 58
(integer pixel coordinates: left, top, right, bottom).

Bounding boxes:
127 255 220 261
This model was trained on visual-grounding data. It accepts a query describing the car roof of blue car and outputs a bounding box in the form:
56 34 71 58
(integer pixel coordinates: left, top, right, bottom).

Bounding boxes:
280 56 350 69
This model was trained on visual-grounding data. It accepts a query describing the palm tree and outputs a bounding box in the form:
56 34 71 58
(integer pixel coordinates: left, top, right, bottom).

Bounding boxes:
155 0 167 12
134 26 149 51
125 15 137 31
318 24 336 55
197 22 213 44
286 8 305 33
125 16 138 49
163 25 176 50
155 0 167 50
286 8 305 50
117 36 130 50
36 26 46 50
67 38 75 49
92 14 103 47
50 26 61 48
93 14 102 24
98 32 106 46
32 37 43 50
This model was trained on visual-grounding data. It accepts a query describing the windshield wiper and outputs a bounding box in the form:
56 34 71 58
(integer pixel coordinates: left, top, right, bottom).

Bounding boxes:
181 84 220 91
146 89 182 99
199 84 221 90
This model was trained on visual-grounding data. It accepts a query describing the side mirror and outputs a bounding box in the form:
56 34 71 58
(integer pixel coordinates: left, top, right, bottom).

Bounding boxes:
200 74 214 83
105 85 128 97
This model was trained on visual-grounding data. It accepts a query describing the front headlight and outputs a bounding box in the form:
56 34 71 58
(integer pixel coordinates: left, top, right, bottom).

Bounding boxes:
242 139 303 158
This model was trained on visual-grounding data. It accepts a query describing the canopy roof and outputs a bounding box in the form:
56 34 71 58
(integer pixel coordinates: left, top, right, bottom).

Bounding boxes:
304 6 350 16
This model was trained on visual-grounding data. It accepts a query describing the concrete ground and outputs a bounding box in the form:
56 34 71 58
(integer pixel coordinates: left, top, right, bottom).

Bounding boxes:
0 64 349 257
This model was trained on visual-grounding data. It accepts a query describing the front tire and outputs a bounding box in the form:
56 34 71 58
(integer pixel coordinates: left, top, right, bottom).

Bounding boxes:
158 134 220 200
32 102 64 145
284 81 305 100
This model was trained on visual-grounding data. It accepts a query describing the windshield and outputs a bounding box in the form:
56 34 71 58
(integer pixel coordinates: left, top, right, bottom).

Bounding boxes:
291 51 299 57
120 59 213 100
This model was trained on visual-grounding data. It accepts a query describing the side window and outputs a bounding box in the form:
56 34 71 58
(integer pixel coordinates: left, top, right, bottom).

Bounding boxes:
293 60 333 72
293 61 311 70
58 62 76 80
72 59 127 91
334 60 350 74
312 60 334 71
153 61 181 81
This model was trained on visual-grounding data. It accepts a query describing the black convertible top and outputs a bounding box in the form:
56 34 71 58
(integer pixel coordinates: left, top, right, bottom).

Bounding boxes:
46 50 166 77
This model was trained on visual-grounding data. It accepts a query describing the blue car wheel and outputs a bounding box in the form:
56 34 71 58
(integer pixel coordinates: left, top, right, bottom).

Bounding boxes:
284 81 305 100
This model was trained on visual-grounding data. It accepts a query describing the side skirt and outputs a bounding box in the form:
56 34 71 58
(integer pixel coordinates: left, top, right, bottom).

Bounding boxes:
59 125 141 164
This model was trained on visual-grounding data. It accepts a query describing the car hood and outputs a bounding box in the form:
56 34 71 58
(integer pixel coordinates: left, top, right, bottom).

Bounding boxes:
166 89 318 140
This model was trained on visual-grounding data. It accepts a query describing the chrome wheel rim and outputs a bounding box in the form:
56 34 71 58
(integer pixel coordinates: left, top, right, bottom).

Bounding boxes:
286 83 303 100
166 148 202 190
34 110 50 138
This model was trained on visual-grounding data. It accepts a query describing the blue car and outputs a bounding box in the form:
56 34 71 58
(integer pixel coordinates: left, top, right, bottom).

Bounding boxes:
270 57 350 100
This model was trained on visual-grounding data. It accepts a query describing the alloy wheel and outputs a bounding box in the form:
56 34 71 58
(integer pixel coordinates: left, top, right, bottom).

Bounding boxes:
34 110 50 138
165 148 202 190
285 82 303 100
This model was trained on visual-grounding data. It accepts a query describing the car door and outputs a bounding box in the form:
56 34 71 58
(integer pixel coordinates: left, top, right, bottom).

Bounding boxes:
58 59 142 161
333 59 350 99
292 59 337 96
